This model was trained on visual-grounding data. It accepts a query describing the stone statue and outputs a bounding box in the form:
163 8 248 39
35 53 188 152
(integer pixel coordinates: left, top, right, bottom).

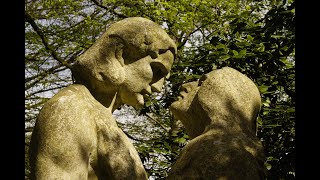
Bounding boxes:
29 17 177 180
168 67 266 180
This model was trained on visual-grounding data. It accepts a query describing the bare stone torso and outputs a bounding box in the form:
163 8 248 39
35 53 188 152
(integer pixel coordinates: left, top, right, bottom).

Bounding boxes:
29 84 147 179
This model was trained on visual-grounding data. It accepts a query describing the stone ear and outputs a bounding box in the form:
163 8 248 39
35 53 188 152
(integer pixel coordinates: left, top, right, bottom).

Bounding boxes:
109 34 125 66
92 35 126 87
94 43 126 87
115 43 125 66
94 60 125 89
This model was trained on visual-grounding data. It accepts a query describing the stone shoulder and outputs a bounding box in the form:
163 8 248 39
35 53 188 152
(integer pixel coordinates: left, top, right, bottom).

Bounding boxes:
37 84 112 126
42 85 100 112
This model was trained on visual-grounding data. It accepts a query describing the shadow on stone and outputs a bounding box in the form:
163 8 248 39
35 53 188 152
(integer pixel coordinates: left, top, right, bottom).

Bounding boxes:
168 67 267 180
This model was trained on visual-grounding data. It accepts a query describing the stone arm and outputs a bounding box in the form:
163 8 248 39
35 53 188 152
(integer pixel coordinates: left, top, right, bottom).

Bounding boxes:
94 123 148 180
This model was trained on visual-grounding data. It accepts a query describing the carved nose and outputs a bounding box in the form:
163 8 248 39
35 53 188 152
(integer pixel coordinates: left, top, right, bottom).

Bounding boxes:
150 61 169 84
181 81 199 92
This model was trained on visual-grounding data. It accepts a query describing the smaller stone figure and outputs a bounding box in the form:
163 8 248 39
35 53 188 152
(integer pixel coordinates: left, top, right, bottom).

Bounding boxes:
29 17 177 180
168 67 266 180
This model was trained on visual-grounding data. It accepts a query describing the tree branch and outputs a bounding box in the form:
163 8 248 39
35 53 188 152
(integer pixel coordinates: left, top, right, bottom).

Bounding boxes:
177 23 210 49
25 98 49 110
25 12 72 69
25 64 66 90
123 130 144 142
25 62 62 82
25 84 69 98
90 0 128 19
116 121 146 142
25 47 82 87
145 113 169 133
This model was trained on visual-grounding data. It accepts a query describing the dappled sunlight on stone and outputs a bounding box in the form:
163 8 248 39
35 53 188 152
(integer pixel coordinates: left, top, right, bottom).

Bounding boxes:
29 17 176 180
168 67 266 179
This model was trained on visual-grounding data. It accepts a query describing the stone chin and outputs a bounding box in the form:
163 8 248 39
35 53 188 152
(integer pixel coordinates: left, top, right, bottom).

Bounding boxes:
170 90 199 118
133 93 145 109
119 92 145 109
170 100 187 121
170 100 181 112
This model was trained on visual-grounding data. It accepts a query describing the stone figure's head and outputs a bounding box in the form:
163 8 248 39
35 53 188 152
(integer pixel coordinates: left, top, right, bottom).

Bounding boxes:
72 17 177 109
170 67 261 138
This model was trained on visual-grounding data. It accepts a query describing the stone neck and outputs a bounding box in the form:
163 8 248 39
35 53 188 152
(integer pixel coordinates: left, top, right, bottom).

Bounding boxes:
74 82 122 113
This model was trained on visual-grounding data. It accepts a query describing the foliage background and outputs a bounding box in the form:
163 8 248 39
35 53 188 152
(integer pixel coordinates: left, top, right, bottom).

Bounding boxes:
25 0 295 179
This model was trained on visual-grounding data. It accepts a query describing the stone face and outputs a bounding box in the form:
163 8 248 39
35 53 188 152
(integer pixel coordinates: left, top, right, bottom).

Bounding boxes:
29 17 176 180
72 17 177 110
169 67 266 180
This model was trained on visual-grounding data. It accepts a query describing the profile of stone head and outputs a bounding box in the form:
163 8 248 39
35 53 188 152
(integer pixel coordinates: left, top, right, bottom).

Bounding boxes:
168 67 266 180
29 17 176 180
72 17 177 110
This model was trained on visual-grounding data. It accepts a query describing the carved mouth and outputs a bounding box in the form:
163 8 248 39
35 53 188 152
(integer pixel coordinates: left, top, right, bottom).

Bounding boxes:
177 90 187 100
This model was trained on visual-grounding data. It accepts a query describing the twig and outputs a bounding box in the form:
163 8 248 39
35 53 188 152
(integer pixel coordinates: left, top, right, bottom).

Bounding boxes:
25 12 72 69
90 0 127 19
145 113 169 133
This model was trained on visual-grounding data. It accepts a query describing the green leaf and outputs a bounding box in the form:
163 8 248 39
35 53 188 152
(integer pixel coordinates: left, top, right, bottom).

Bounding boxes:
271 35 285 39
232 50 238 56
145 100 152 107
174 137 186 144
154 10 161 16
211 63 217 70
163 141 171 151
265 162 272 170
239 49 246 56
219 55 230 61
257 116 263 126
216 44 226 49
257 43 265 52
262 102 270 107
247 35 254 41
258 85 269 93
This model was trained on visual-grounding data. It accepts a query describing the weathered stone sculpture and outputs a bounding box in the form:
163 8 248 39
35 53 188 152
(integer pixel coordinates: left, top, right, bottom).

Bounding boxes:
168 67 266 180
29 17 177 180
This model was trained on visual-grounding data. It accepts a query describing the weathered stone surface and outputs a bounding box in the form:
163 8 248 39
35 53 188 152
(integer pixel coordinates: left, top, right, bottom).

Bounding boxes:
29 17 176 180
72 17 177 110
169 67 266 180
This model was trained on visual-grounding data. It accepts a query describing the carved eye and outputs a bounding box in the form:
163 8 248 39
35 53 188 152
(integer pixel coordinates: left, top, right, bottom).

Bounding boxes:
149 51 158 59
159 49 167 55
149 49 168 59
150 62 168 84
